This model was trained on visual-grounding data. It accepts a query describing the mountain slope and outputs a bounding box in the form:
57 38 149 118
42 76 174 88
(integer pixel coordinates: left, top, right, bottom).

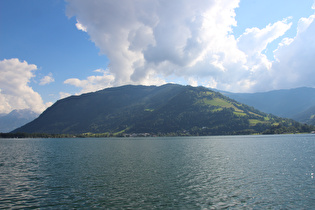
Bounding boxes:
13 84 312 135
292 105 315 125
222 87 315 122
0 109 39 132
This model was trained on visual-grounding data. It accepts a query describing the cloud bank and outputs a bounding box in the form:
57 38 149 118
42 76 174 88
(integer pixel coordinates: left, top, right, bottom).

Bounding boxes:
65 0 315 93
0 58 52 114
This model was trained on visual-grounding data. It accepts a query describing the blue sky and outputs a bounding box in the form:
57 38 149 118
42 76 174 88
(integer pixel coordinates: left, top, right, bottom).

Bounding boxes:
0 0 108 102
0 0 315 114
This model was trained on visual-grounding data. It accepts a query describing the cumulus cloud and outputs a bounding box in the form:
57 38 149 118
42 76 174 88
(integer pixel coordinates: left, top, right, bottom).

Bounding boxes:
39 72 55 85
64 68 115 93
0 58 52 114
65 0 245 89
271 14 315 89
237 19 292 55
65 0 315 93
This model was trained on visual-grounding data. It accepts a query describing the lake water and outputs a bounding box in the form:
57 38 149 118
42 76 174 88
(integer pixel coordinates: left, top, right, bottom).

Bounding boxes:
0 134 314 209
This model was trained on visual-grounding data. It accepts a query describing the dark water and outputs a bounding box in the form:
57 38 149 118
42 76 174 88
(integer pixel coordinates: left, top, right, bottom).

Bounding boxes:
0 135 314 209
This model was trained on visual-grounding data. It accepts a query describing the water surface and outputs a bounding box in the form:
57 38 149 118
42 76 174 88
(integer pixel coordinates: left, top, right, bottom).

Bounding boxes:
0 134 314 208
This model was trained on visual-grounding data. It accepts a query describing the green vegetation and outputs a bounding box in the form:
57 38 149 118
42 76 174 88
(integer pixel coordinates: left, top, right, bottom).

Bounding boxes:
249 119 264 126
144 108 154 112
293 105 315 125
234 112 246 116
10 84 314 137
224 87 315 125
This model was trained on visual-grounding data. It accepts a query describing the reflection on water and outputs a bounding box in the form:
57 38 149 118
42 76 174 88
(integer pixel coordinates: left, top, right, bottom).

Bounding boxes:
0 135 314 208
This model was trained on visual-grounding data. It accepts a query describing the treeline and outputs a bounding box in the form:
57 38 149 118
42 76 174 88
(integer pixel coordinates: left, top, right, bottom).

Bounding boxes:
262 122 314 134
1 123 314 139
0 133 77 138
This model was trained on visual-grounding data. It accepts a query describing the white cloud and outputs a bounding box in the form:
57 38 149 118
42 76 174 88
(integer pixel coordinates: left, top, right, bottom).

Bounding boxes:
65 0 244 90
40 72 55 85
187 78 198 87
75 20 87 32
271 14 315 90
0 58 51 114
237 19 292 55
64 68 115 93
59 92 72 99
65 0 315 93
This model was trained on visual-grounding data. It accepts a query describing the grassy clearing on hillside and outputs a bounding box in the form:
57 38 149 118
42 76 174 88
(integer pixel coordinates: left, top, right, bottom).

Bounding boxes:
144 108 154 112
201 98 244 112
211 108 223 112
234 112 247 116
249 119 264 126
204 98 231 107
248 111 263 118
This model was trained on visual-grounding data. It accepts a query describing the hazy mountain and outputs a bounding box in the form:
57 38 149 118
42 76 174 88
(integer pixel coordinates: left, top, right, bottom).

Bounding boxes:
13 84 311 136
0 109 39 132
222 87 315 124
292 105 315 125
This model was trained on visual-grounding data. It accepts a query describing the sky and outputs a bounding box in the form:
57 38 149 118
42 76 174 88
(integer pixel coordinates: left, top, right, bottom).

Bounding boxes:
0 0 315 114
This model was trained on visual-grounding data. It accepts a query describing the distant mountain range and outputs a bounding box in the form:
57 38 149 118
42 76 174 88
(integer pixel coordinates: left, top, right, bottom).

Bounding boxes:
0 109 38 133
221 87 315 125
12 84 312 136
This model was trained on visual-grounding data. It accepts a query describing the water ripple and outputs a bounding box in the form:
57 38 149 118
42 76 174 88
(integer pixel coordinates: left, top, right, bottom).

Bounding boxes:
0 135 314 209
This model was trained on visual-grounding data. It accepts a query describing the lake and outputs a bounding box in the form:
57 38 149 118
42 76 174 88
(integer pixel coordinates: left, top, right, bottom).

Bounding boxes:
0 134 314 209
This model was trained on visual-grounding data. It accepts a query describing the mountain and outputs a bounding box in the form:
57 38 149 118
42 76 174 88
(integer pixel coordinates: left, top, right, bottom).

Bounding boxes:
222 87 315 124
12 84 313 136
0 109 39 133
292 105 315 125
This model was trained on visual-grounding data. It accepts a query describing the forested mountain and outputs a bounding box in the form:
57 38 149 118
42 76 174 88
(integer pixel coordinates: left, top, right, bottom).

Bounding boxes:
222 87 315 125
292 105 315 125
12 84 313 136
0 109 38 132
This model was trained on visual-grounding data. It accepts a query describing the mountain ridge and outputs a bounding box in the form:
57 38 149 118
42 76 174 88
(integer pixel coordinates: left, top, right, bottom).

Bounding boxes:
12 84 313 136
221 87 315 124
0 109 38 133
